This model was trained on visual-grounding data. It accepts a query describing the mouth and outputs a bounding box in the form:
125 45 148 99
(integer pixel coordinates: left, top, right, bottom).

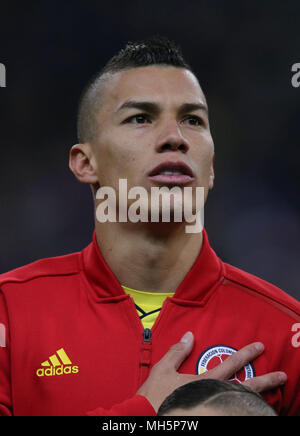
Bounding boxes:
147 161 195 185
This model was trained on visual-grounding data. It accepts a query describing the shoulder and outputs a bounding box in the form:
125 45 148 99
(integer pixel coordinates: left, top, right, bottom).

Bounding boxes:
222 262 300 320
0 251 81 288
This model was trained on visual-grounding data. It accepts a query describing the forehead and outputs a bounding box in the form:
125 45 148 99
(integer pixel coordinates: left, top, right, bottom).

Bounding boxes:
99 66 207 112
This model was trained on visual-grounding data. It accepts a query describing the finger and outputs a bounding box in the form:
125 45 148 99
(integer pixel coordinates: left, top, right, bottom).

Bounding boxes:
158 331 194 372
207 342 265 380
243 372 287 393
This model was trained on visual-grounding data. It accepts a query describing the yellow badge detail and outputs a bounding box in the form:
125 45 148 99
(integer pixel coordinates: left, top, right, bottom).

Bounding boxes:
36 348 79 377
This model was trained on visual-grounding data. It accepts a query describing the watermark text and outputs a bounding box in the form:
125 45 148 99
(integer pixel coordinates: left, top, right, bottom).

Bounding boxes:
291 63 300 88
0 63 6 88
291 323 300 348
0 323 6 348
95 179 205 233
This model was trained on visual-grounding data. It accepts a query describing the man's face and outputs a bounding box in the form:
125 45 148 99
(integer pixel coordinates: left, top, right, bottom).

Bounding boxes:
90 66 215 215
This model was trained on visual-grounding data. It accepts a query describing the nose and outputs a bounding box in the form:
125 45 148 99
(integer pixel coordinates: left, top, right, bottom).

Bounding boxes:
155 118 190 154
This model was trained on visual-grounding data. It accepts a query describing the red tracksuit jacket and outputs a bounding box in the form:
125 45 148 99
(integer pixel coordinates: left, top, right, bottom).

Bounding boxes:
0 230 300 416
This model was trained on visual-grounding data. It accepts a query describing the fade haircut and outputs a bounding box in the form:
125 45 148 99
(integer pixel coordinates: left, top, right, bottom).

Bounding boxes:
77 36 195 144
157 379 277 416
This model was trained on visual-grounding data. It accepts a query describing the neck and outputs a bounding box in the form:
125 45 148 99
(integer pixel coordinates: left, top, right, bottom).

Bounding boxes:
95 220 203 293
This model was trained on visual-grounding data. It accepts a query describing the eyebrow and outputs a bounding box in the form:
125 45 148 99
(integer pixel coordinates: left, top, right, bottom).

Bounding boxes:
116 100 208 116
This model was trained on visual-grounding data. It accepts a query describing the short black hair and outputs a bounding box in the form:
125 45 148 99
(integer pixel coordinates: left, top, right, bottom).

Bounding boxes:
157 379 277 416
77 35 195 143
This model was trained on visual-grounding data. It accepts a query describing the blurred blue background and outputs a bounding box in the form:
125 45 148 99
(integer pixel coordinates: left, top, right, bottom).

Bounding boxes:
0 0 299 300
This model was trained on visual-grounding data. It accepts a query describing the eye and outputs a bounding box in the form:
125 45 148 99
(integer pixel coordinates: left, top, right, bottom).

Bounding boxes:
182 115 204 126
125 114 151 124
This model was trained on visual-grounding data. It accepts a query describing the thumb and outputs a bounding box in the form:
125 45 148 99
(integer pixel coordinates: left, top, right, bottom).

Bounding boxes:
160 331 194 372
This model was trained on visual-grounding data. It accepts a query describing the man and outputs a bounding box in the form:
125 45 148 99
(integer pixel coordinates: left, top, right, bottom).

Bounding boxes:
0 36 299 416
157 379 277 416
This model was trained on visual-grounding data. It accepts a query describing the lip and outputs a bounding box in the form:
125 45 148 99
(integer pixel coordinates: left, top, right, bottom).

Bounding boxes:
147 160 195 185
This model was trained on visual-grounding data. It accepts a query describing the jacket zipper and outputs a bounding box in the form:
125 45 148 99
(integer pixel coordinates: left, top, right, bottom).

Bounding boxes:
143 328 152 344
126 296 170 389
138 328 152 387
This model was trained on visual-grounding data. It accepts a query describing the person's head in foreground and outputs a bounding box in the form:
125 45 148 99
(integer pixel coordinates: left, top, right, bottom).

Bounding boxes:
157 379 277 416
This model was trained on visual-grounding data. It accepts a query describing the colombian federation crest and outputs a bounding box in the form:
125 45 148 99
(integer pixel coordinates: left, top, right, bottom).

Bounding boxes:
196 345 255 383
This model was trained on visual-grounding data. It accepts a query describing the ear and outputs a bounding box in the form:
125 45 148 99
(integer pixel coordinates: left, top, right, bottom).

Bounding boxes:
69 143 99 185
208 153 215 190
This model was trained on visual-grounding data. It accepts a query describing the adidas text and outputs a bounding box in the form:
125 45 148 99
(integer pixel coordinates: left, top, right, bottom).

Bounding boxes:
36 365 79 377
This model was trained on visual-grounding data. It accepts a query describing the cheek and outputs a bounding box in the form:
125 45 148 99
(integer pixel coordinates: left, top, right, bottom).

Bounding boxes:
190 130 214 168
95 137 140 185
197 150 214 179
